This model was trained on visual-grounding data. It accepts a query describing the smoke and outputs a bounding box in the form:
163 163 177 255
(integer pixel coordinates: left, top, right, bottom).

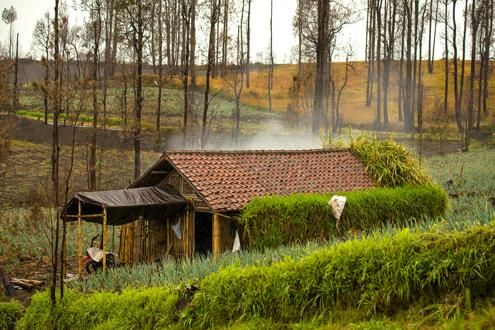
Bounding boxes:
164 119 323 151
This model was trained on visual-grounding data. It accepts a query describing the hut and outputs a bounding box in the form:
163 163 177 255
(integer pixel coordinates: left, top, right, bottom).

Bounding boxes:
63 149 375 269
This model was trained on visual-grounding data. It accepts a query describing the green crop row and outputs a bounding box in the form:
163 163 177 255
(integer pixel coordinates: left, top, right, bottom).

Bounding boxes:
240 185 448 249
19 223 495 329
69 241 327 293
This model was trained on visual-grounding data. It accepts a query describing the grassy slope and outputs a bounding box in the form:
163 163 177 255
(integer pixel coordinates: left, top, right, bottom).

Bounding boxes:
16 60 495 135
17 85 282 135
198 60 495 129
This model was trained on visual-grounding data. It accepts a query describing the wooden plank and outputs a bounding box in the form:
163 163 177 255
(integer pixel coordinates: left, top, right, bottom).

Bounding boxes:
102 207 107 272
0 267 15 297
213 213 221 259
64 214 105 219
77 200 82 277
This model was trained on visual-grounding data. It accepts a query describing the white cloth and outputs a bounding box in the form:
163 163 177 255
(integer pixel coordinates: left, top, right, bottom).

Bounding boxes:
232 230 241 252
172 218 183 240
328 195 347 220
87 247 103 262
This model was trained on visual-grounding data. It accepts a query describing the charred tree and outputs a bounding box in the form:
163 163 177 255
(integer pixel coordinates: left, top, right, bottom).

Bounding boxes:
201 0 221 149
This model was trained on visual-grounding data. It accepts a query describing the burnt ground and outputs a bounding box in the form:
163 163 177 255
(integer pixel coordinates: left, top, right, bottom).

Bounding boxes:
0 255 80 306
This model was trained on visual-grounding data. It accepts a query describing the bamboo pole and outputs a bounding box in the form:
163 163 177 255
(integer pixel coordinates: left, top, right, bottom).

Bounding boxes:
64 214 105 219
77 200 82 277
102 207 107 272
213 213 221 259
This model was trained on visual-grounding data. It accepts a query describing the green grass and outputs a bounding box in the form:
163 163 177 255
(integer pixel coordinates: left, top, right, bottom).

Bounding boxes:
68 241 328 292
16 287 180 330
183 224 495 328
427 147 495 228
18 223 495 329
17 86 282 135
0 207 118 268
350 136 433 187
0 300 23 330
240 185 448 249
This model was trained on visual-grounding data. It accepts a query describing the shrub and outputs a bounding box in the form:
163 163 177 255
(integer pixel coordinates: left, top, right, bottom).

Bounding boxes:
18 225 495 329
17 287 180 330
0 300 23 330
350 137 432 187
184 224 495 328
240 185 448 249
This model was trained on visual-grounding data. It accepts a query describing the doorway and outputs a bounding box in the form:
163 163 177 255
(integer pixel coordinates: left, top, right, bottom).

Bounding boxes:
194 212 212 256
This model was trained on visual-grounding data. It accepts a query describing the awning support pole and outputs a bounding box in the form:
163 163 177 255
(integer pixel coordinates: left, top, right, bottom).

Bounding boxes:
102 207 107 272
213 213 221 259
77 200 82 278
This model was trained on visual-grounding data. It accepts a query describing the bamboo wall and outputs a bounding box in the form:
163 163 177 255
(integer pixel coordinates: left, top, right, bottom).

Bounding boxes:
119 167 242 264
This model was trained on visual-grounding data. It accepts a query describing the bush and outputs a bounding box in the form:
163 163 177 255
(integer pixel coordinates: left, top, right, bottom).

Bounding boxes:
18 225 495 329
0 300 23 330
350 137 432 187
184 225 495 328
17 287 180 330
240 185 448 249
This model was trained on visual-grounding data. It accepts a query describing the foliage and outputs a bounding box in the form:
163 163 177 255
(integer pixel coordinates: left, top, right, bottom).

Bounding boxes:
17 287 180 330
183 224 495 328
0 300 23 330
69 241 326 292
240 185 448 249
18 224 495 329
350 137 432 187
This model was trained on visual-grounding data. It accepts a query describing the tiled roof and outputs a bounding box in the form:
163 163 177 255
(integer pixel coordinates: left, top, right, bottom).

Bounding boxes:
164 149 375 212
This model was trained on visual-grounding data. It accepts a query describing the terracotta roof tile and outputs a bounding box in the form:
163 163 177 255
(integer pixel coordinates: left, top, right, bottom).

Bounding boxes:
159 149 375 212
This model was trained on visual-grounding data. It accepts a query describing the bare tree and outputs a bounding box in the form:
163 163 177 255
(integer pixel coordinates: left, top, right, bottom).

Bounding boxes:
179 0 193 147
13 33 19 108
246 0 252 88
121 0 150 178
232 0 247 142
201 0 221 149
221 0 229 77
33 12 52 125
2 6 17 60
50 0 62 306
156 0 164 137
442 0 449 115
87 0 103 191
268 0 274 113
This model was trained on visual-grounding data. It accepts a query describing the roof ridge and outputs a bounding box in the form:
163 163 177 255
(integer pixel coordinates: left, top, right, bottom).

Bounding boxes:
163 148 351 155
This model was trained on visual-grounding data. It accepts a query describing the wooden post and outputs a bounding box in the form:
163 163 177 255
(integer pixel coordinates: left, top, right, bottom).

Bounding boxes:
102 207 107 272
213 213 221 258
77 200 82 277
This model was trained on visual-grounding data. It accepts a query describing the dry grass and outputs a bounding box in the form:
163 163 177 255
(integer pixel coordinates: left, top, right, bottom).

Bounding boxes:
195 60 495 129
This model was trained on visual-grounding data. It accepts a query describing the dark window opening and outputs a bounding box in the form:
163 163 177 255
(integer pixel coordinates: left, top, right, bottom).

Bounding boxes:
194 212 212 256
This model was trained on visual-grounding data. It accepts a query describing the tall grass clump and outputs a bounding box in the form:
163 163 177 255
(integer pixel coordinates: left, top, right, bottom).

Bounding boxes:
184 224 495 328
0 300 23 330
350 136 432 187
241 185 448 249
17 287 180 330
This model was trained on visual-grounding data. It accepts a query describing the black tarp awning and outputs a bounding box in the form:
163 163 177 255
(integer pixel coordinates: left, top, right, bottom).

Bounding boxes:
62 185 187 226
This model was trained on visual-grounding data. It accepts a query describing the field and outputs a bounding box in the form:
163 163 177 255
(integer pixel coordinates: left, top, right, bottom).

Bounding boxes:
2 59 495 327
13 60 495 141
1 133 495 326
200 61 495 129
